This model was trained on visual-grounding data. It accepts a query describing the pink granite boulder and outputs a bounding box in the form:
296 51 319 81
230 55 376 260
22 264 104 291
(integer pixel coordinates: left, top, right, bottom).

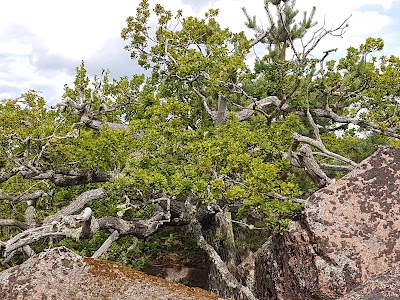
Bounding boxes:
0 247 222 300
338 273 400 300
255 146 400 300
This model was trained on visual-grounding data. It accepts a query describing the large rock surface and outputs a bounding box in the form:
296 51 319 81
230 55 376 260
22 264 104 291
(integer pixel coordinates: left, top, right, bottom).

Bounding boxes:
338 273 400 300
255 146 400 300
0 247 222 300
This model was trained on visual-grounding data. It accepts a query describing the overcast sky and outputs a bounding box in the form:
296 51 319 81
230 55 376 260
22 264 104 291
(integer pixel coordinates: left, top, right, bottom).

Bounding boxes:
1 0 399 104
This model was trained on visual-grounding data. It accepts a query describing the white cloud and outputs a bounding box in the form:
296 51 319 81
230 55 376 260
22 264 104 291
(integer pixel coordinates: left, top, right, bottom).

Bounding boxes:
0 0 399 104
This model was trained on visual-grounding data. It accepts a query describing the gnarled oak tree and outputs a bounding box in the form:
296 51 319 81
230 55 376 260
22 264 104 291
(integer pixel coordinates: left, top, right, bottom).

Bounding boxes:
1 1 399 299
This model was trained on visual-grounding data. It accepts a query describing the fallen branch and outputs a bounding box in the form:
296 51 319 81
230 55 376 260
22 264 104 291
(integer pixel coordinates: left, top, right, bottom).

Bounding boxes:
92 230 120 259
0 219 29 230
0 190 48 204
1 205 170 261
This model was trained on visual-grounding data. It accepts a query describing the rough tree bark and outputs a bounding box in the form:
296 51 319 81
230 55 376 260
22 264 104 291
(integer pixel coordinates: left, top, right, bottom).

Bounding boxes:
214 211 237 271
190 220 259 300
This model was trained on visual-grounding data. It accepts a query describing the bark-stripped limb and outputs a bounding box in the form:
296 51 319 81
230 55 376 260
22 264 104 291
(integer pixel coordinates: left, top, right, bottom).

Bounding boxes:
285 108 358 187
20 169 117 187
53 89 132 131
292 133 356 167
97 201 171 238
0 204 171 261
301 108 357 166
214 211 237 271
267 193 306 205
285 144 335 188
1 245 35 267
0 219 29 230
0 190 48 204
319 162 354 172
0 171 17 184
92 230 120 259
1 166 117 187
207 94 400 140
79 115 129 131
1 208 95 258
44 188 106 224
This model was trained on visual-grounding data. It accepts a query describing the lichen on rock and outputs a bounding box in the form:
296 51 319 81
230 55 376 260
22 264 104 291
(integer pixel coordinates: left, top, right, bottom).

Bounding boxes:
0 246 222 300
254 146 400 300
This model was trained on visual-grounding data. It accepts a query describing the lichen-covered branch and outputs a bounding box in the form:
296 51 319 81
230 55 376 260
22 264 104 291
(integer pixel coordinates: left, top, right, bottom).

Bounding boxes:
190 220 259 300
0 219 29 231
0 204 171 261
0 190 48 204
44 188 106 224
285 144 335 188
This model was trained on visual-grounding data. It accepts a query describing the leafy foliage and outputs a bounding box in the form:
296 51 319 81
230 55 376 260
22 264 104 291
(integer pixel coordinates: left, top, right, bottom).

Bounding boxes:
0 1 399 287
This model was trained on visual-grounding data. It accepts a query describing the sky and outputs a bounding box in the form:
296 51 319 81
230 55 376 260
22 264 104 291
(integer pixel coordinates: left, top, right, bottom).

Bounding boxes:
1 0 399 104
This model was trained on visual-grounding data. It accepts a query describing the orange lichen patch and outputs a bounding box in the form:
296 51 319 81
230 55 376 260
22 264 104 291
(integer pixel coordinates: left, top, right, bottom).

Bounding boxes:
84 257 221 300
0 248 222 300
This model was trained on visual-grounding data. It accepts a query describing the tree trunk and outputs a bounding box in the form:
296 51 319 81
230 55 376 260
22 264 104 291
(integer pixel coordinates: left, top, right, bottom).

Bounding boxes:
215 95 228 125
278 41 287 60
214 211 237 271
190 220 258 300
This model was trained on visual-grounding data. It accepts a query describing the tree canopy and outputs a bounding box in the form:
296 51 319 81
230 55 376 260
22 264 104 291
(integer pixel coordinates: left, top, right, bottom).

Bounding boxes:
1 0 399 299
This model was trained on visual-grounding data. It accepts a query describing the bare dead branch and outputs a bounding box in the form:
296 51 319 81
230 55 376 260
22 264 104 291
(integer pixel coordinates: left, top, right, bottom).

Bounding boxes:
25 205 36 228
0 171 18 184
234 96 289 121
35 115 70 164
0 219 29 230
92 230 120 259
293 133 356 167
225 95 400 140
321 48 338 65
44 188 106 224
1 204 171 260
0 190 48 204
267 193 306 205
320 163 354 172
231 220 269 230
2 225 66 259
62 207 93 227
22 245 35 257
79 116 129 131
286 144 334 188
303 15 351 58
97 208 169 238
17 169 117 187
192 85 215 121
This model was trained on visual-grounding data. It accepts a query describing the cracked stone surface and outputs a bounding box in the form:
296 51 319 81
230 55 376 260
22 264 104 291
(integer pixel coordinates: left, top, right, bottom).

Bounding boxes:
0 247 222 300
254 146 400 300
